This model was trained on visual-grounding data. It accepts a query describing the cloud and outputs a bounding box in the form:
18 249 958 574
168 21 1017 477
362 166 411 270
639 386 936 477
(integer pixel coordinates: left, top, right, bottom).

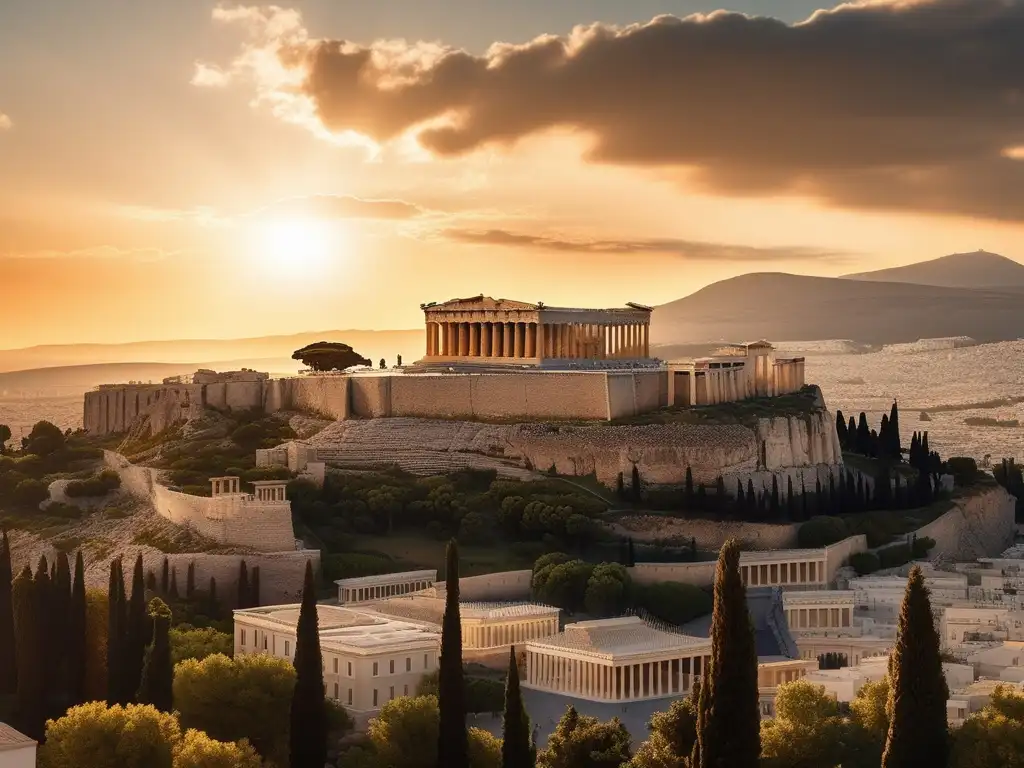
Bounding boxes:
0 246 177 261
441 228 850 263
255 194 427 220
0 113 12 130
191 63 232 88
206 0 1024 221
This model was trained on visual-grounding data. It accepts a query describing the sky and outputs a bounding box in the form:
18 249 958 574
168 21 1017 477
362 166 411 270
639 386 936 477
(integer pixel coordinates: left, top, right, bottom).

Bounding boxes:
3 0 1024 347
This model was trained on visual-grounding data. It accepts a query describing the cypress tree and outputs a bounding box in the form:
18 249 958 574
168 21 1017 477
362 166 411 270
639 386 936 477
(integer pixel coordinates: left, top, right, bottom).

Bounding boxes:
68 550 87 706
856 413 870 454
0 530 16 697
106 559 123 705
835 410 847 448
626 538 636 568
876 464 892 509
169 566 180 601
715 476 726 513
186 561 196 600
847 416 857 446
438 539 469 768
12 566 45 741
690 673 708 767
684 467 695 507
290 561 327 768
697 539 759 768
881 566 949 768
746 479 756 518
125 554 148 703
251 566 261 608
879 414 890 457
51 551 72 715
632 464 642 501
501 647 533 768
736 479 745 515
786 476 796 520
237 560 250 609
208 577 219 618
889 400 901 457
815 477 825 516
146 570 157 592
160 557 169 595
769 476 780 518
138 597 173 712
33 557 55 716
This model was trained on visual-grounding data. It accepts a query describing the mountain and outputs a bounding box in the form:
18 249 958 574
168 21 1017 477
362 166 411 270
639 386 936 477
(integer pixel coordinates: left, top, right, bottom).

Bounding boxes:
841 250 1024 289
651 272 1024 346
0 329 423 374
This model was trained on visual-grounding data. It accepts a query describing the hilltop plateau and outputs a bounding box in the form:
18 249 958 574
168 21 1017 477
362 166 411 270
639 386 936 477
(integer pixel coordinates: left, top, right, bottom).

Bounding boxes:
842 250 1024 289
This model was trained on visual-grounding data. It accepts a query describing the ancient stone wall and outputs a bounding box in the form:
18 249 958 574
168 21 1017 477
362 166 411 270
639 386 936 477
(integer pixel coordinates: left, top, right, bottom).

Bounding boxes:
824 535 869 582
909 486 1016 562
85 385 196 435
616 516 800 551
267 377 351 420
105 451 296 552
165 551 319 606
458 570 533 601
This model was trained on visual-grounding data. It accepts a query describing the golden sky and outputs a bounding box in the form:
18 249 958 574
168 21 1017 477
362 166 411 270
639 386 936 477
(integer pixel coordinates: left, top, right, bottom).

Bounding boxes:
2 0 1024 348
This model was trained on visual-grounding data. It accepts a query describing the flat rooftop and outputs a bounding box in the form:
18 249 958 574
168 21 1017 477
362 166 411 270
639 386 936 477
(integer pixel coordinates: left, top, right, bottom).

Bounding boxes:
235 604 439 652
528 617 710 661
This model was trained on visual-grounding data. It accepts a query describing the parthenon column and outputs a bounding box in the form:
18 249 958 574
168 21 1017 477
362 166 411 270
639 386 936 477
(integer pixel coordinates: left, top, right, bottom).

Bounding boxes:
526 323 536 358
481 322 492 357
503 323 513 358
491 323 502 357
469 323 480 357
512 323 523 358
643 323 650 357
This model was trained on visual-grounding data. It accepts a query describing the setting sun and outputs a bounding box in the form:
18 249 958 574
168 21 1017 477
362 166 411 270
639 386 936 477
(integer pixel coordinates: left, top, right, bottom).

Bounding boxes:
253 217 343 274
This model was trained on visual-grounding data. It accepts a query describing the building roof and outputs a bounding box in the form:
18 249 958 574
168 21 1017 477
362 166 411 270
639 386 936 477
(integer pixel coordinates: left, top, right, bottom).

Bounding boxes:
422 296 652 315
370 592 558 624
234 604 439 653
528 616 710 661
0 722 35 751
335 570 437 588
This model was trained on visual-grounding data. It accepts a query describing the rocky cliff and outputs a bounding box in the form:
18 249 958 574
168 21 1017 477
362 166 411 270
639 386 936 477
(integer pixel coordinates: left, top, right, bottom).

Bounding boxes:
913 485 1017 562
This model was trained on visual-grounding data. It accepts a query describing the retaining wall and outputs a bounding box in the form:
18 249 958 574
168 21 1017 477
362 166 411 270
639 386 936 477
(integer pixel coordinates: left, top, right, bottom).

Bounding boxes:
458 570 533 602
910 486 1016 561
105 451 296 552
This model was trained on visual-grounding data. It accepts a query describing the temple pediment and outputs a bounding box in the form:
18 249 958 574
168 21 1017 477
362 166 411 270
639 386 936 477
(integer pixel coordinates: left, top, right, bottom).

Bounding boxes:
427 295 538 312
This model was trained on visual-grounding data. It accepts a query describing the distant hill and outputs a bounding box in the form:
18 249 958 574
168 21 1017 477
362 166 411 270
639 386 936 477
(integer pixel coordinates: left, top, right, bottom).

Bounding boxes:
841 250 1024 289
651 272 1024 346
0 329 423 374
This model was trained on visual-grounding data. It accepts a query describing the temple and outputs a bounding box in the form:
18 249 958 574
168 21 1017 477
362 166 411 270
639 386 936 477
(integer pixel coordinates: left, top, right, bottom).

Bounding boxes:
420 296 653 367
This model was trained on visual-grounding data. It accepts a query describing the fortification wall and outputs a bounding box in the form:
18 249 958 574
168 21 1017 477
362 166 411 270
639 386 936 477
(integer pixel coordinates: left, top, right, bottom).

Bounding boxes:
382 373 612 421
616 516 800 551
825 535 869 582
164 551 319 606
911 486 1016 562
105 451 296 552
458 570 533 602
267 377 351 420
85 385 196 435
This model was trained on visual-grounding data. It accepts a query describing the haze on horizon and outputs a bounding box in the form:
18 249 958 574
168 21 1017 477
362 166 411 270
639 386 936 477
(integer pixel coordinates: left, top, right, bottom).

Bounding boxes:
4 0 1024 348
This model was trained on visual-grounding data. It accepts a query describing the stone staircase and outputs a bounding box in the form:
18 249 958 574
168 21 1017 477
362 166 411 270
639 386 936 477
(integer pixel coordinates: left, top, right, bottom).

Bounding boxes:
309 418 536 480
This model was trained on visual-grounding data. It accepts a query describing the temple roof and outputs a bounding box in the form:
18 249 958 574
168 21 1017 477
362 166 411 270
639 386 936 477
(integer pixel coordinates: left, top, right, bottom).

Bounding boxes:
529 616 710 660
424 295 538 311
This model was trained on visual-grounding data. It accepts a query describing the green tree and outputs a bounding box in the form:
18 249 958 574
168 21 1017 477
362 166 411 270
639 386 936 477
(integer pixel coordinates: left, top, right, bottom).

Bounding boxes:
502 648 534 768
84 588 109 702
24 420 65 457
627 695 697 768
290 560 327 768
106 560 124 705
881 566 949 768
367 694 501 768
0 530 16 697
174 653 295 765
39 701 179 768
537 706 632 768
12 566 45 739
950 685 1024 768
68 550 87 706
14 478 49 508
126 555 149 703
138 598 173 712
759 680 847 768
185 561 196 600
439 539 469 768
0 424 11 453
170 627 233 664
584 563 630 617
697 539 759 768
172 729 262 768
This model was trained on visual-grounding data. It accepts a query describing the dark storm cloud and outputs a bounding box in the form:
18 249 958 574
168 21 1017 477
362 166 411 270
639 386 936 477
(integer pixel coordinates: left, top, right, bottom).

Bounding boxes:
442 228 849 262
294 0 1024 221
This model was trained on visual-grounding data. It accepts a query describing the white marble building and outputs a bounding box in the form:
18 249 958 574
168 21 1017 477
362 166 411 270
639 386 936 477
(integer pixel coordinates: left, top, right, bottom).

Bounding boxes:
233 604 440 720
337 571 438 604
0 723 36 768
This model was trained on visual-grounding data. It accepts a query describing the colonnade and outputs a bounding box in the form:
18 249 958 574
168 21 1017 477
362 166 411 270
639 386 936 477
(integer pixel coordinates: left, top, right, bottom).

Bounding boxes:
773 359 806 395
424 320 650 360
758 664 812 689
464 617 559 649
740 559 827 587
525 651 708 701
785 606 853 630
340 579 434 604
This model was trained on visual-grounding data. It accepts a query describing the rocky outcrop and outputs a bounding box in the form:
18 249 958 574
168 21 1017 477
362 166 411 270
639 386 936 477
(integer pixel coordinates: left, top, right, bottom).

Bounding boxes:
914 485 1017 562
307 403 844 490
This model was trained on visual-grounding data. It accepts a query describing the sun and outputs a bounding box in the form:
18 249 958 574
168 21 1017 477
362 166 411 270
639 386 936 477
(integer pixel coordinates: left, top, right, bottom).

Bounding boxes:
253 216 343 273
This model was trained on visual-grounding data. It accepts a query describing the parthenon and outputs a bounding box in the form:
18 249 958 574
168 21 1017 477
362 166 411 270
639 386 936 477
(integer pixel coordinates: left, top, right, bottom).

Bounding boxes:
420 296 653 365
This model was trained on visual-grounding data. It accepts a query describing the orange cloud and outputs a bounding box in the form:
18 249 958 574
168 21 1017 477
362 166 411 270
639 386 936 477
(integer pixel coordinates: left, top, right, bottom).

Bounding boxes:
203 0 1024 222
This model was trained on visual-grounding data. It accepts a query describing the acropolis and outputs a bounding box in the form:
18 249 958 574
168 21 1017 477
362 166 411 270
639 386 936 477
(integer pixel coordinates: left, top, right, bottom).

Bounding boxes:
84 295 807 433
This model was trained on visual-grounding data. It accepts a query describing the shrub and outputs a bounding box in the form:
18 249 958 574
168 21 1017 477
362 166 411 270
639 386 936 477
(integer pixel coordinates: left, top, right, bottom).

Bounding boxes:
465 677 505 713
849 551 881 576
798 516 850 548
14 478 49 508
878 543 912 569
912 535 936 558
946 457 981 487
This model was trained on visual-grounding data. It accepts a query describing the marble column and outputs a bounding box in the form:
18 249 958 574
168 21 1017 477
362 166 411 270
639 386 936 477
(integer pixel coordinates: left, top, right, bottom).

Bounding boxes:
503 323 513 358
643 324 649 357
526 323 536 358
469 323 480 357
492 323 502 357
481 323 492 357
426 323 434 356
